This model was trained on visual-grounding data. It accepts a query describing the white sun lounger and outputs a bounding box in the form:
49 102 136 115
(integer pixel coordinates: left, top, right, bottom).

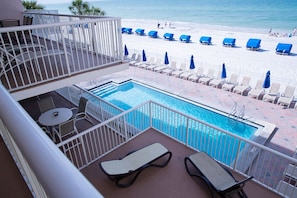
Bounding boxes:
233 76 251 95
171 63 186 77
100 143 172 187
198 69 215 85
248 79 264 99
184 152 253 197
262 82 281 103
277 85 295 107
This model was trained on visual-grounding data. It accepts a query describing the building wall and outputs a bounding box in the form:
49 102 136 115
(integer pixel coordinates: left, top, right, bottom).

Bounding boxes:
0 0 24 22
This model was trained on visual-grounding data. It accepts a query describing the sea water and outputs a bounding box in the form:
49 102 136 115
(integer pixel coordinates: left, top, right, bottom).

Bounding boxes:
42 0 297 33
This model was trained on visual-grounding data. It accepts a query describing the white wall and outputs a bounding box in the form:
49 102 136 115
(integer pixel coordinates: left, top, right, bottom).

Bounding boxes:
0 0 24 21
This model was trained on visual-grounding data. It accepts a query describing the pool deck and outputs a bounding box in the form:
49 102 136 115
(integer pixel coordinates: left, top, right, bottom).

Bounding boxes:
78 66 297 156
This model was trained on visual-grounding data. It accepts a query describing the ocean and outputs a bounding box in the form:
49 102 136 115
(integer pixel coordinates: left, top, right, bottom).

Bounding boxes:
43 0 297 33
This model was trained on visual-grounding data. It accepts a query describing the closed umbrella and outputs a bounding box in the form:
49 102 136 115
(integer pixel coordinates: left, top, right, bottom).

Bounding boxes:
221 63 227 79
142 49 147 61
164 52 169 65
124 45 129 56
190 55 195 69
263 70 270 88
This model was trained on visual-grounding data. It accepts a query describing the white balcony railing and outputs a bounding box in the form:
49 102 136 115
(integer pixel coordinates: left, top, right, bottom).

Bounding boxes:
55 85 297 197
1 13 123 92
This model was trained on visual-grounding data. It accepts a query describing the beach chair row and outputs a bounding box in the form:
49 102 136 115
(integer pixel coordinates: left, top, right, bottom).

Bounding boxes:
128 53 296 109
122 27 293 55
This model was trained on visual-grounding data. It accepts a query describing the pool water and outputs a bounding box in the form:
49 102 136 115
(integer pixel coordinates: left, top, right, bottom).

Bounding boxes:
90 81 258 139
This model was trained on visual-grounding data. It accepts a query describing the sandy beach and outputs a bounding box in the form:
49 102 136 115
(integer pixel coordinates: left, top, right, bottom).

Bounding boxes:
122 19 297 93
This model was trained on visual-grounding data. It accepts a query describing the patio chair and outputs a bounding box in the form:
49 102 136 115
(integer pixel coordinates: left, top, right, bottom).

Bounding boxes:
233 76 251 95
129 54 141 66
198 69 215 85
209 72 226 88
53 119 78 142
146 58 161 70
137 57 155 68
148 30 158 38
100 143 172 187
154 60 176 73
161 61 177 75
188 67 205 82
247 79 264 99
263 82 281 103
171 63 186 77
277 85 295 107
184 152 253 198
71 97 93 124
135 28 145 36
37 96 55 114
0 19 20 27
222 74 239 91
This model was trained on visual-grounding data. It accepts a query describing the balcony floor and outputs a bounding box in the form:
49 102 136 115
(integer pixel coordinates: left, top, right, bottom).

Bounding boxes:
82 129 281 198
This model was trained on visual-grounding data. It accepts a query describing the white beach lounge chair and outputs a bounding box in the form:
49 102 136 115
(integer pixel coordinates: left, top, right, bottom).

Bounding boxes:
161 61 177 75
188 67 205 82
248 79 264 99
263 82 281 103
179 68 196 80
184 152 253 197
198 69 215 85
137 57 155 68
222 74 239 91
277 85 295 107
209 72 226 88
233 76 251 95
129 54 141 66
146 58 162 70
171 63 186 77
155 61 176 73
100 143 172 187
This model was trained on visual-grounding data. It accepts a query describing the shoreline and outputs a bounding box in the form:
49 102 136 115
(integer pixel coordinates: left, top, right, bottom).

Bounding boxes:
121 19 297 92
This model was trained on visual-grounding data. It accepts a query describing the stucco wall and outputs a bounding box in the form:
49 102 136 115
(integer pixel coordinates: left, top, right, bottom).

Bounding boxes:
0 0 24 22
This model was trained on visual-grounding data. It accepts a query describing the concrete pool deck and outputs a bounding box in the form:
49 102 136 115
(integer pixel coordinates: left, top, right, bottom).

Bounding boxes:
77 66 297 156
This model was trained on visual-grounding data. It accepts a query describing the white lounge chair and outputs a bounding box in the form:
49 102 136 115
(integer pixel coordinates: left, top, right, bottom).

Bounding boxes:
137 57 155 68
233 76 251 95
184 152 253 197
188 67 205 82
198 69 215 85
263 82 281 103
277 85 295 107
158 61 177 75
222 74 239 91
179 67 196 80
146 58 162 70
248 79 264 99
171 63 186 77
100 143 172 187
209 72 225 88
129 54 141 66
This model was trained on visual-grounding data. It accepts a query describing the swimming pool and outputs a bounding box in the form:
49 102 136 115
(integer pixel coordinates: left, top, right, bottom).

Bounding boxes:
90 80 258 139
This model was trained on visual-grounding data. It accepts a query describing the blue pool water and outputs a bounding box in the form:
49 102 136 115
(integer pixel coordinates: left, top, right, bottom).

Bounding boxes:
90 81 258 139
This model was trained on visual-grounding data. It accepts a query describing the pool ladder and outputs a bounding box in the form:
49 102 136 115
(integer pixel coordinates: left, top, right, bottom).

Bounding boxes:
228 102 245 120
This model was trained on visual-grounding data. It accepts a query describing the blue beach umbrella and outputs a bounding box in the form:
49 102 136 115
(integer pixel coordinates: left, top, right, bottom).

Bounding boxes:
190 55 195 69
263 70 271 88
164 52 169 65
142 49 147 61
221 63 227 79
124 45 129 56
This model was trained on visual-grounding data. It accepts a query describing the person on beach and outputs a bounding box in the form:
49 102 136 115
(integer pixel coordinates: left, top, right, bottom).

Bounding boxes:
157 22 160 29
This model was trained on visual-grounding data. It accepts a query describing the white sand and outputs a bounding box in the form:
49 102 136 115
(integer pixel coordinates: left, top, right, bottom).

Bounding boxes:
122 19 297 93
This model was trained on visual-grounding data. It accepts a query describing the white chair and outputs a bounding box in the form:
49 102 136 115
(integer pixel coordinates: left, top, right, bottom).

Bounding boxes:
248 79 264 99
129 54 141 66
146 58 162 70
156 61 177 73
233 76 251 95
263 82 281 103
277 85 295 107
188 67 205 82
198 69 215 85
209 72 225 88
222 74 239 91
171 63 186 77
